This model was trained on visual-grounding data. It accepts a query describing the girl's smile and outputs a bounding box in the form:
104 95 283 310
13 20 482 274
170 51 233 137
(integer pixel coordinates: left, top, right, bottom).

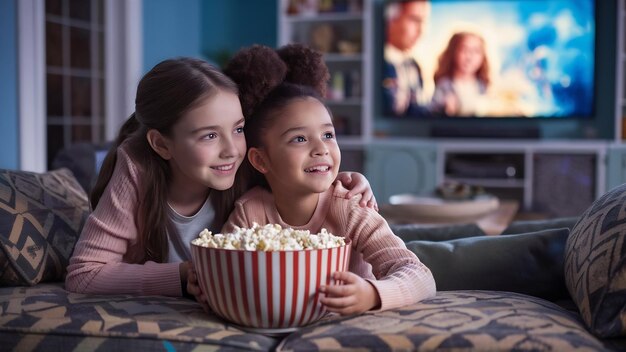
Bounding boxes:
250 97 340 198
211 162 237 174
304 164 333 173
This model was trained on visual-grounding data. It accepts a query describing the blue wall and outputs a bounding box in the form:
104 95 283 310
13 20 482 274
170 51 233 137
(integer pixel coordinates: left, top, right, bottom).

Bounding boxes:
143 0 203 72
0 0 19 169
201 0 277 67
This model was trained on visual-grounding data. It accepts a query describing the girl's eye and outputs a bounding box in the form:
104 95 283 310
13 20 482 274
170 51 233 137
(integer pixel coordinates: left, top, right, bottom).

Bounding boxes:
202 133 217 140
291 136 306 143
235 126 244 134
324 132 335 139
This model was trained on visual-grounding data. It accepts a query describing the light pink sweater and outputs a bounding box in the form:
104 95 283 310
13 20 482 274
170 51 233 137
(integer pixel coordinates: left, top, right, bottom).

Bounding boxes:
224 185 437 311
65 147 183 296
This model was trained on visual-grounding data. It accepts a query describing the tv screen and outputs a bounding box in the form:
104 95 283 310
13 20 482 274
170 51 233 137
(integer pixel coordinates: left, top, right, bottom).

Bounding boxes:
382 0 596 119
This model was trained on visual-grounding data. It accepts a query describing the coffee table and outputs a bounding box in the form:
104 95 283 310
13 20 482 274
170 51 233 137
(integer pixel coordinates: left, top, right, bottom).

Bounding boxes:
381 200 520 236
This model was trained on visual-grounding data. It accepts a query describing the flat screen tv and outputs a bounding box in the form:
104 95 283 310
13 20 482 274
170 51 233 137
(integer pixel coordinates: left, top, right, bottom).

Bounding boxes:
381 0 596 119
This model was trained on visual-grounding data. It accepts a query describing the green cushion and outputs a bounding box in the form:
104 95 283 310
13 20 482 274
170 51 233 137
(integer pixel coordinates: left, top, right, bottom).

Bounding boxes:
565 183 626 338
406 228 570 301
0 168 89 286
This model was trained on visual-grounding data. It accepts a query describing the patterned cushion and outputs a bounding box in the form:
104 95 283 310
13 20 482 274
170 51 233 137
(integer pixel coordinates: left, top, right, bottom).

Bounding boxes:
0 284 277 351
565 184 626 338
0 168 89 286
277 291 606 351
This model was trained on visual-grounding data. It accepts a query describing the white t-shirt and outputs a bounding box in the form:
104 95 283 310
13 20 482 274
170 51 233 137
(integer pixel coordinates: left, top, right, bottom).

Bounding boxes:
167 196 215 262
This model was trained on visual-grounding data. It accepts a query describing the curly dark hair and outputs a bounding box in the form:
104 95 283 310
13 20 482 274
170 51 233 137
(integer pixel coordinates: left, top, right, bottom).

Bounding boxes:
223 43 329 120
277 44 329 98
223 43 331 191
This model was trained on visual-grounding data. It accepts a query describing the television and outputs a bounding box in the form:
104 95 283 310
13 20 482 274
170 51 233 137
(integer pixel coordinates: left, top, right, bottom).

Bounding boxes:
381 0 596 120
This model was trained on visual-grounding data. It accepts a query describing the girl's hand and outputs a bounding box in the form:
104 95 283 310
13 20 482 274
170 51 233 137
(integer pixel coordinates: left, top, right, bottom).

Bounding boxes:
336 172 378 211
319 271 381 316
186 266 210 313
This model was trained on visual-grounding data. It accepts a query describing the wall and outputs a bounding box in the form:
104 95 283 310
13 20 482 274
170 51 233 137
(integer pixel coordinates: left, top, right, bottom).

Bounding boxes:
143 0 203 72
372 0 618 140
201 0 277 67
0 0 18 169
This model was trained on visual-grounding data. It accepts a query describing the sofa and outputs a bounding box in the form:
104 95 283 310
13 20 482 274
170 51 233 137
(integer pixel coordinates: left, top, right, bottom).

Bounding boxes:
1 167 625 351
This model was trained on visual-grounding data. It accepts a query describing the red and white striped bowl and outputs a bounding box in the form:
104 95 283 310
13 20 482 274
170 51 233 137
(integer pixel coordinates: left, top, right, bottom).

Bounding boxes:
190 242 350 329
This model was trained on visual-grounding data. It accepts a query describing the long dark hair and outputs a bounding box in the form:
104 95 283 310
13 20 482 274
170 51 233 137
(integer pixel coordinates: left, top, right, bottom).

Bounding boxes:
90 58 238 263
434 31 490 86
223 44 329 190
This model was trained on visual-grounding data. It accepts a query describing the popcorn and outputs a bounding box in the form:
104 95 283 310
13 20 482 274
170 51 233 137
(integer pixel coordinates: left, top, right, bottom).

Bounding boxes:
192 223 345 251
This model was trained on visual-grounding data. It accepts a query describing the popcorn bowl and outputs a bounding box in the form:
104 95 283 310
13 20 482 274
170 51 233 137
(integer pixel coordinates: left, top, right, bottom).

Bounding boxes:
190 239 351 332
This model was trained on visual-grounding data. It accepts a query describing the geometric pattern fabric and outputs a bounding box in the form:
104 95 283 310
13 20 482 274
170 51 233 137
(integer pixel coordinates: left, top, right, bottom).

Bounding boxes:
565 183 626 338
0 285 607 351
0 168 89 286
0 284 278 351
279 290 607 351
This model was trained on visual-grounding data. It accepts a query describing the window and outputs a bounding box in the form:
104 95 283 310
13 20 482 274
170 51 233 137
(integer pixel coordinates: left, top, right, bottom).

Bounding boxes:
44 0 105 169
19 0 140 172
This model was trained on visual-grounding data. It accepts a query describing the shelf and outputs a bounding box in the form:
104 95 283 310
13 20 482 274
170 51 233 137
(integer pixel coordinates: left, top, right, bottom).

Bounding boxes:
323 53 363 62
445 177 526 189
285 13 362 23
280 0 371 153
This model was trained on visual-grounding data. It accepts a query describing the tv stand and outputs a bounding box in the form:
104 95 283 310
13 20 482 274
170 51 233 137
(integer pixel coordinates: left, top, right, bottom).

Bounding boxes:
366 140 608 218
431 126 540 139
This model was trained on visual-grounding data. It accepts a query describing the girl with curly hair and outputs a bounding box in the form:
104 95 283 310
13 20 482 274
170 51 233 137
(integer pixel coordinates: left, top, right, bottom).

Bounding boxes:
65 57 376 299
201 44 436 315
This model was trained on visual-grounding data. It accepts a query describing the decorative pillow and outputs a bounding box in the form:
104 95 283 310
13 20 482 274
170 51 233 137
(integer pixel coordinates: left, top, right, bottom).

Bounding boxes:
565 183 626 338
406 228 571 301
0 168 89 286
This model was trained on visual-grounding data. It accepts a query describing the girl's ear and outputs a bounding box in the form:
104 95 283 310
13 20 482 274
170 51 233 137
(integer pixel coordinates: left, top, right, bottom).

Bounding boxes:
146 129 172 160
248 147 269 174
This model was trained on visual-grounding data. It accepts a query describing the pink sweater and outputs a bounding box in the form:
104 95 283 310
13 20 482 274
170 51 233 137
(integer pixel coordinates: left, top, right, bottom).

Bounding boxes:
224 185 436 311
65 147 183 296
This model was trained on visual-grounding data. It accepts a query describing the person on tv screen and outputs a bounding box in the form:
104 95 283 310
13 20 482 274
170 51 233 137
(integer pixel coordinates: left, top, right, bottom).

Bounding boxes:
431 31 491 117
382 0 431 117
